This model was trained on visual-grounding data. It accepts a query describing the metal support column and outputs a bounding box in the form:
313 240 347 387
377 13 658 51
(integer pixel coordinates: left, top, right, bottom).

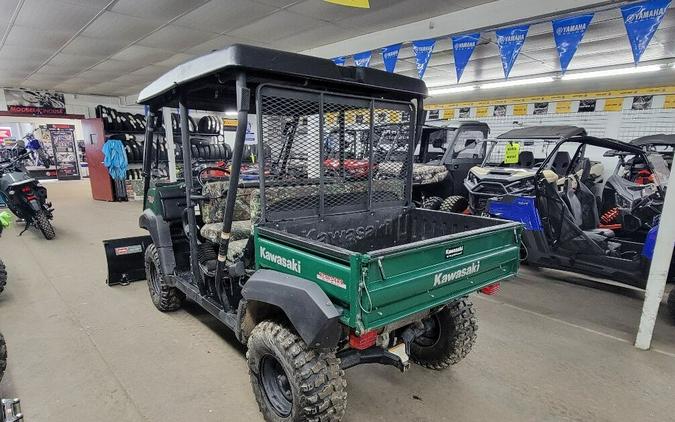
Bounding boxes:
162 107 178 182
635 166 675 349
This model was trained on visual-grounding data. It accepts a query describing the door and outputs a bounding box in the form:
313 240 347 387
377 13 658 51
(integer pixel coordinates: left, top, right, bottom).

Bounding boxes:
82 118 114 201
446 126 489 195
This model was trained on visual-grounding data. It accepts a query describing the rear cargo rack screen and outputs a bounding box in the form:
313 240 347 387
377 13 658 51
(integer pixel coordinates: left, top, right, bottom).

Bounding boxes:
257 85 414 222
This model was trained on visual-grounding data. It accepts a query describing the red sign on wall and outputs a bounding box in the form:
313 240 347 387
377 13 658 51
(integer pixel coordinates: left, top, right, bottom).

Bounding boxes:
0 127 12 141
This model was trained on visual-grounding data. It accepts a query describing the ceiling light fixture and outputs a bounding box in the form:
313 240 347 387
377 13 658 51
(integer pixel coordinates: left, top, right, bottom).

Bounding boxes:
428 85 477 95
561 65 663 81
480 76 554 90
224 110 238 117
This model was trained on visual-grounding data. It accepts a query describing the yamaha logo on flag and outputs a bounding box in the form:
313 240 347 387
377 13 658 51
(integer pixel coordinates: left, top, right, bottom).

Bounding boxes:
621 0 671 64
452 33 480 83
495 25 530 79
552 13 594 74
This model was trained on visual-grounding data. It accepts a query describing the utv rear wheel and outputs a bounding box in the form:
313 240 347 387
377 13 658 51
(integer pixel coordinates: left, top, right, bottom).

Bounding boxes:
0 332 6 382
411 298 477 370
0 258 6 295
247 321 347 422
421 196 443 210
439 196 468 213
35 211 55 240
668 288 675 321
145 244 184 312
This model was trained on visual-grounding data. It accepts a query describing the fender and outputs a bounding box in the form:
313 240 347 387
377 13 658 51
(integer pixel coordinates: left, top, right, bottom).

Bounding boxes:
28 198 41 212
242 269 342 349
139 209 176 275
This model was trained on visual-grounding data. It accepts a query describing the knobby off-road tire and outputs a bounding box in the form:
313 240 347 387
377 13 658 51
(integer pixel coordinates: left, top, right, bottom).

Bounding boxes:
0 332 6 383
35 211 55 240
144 244 184 312
421 196 443 210
668 288 675 321
0 258 6 295
410 297 478 370
439 195 469 213
247 321 347 422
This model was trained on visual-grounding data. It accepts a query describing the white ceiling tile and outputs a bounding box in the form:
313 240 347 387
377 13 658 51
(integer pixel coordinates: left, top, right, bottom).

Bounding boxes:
89 59 144 73
174 0 277 33
228 10 323 43
253 0 298 6
45 53 103 70
288 0 378 22
15 0 101 31
184 35 253 55
4 25 75 50
271 23 349 51
74 69 122 83
81 11 165 43
137 25 217 51
110 45 175 64
0 0 21 26
154 53 197 68
61 36 130 57
111 0 208 21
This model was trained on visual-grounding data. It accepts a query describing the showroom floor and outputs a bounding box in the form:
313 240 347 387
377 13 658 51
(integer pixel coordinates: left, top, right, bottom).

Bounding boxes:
0 181 673 422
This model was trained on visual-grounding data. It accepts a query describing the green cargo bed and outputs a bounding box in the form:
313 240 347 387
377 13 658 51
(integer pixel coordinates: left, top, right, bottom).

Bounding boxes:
254 207 521 333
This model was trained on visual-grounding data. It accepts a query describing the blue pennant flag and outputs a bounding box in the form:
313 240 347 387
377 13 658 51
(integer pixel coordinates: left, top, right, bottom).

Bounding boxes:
495 25 529 79
552 14 593 74
332 56 346 66
353 51 372 67
621 0 671 64
452 33 480 83
412 39 436 79
381 43 401 73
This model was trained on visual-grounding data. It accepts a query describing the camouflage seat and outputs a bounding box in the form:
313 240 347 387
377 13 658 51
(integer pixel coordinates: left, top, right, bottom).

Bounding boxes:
199 181 256 244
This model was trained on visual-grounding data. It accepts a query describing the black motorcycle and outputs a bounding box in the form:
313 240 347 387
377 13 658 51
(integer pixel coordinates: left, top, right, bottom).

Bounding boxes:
0 139 55 239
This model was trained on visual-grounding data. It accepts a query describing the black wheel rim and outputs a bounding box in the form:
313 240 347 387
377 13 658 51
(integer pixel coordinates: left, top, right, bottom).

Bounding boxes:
414 314 441 348
260 354 293 417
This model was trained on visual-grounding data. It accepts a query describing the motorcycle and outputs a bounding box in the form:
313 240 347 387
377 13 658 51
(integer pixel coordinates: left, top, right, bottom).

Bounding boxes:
0 138 55 239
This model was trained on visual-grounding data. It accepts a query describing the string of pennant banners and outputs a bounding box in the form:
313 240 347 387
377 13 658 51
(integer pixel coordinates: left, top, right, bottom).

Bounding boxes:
332 0 671 82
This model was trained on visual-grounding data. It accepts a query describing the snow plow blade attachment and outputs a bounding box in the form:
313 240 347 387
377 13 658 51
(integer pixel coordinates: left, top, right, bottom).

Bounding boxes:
103 235 153 286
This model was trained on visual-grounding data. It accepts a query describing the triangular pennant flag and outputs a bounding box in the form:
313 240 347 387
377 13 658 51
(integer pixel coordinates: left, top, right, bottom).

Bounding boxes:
332 56 346 66
452 33 480 83
381 44 402 73
552 13 594 74
353 51 372 67
412 39 436 79
495 25 529 79
621 0 671 64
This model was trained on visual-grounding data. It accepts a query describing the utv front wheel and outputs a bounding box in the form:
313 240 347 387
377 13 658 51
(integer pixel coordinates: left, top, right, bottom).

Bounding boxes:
439 195 468 213
0 258 6 295
411 298 477 370
421 196 443 210
0 332 6 382
247 321 347 422
35 211 55 240
145 244 184 312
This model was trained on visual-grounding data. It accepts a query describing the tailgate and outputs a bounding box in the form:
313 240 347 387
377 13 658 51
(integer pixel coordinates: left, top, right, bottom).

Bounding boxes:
359 223 521 329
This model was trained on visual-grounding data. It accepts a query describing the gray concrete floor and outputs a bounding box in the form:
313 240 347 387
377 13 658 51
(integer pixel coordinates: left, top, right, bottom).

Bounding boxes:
0 180 674 422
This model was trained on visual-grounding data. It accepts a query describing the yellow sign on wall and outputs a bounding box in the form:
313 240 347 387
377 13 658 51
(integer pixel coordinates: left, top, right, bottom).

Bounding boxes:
555 102 572 114
223 118 238 127
604 98 624 112
665 95 675 109
475 107 489 118
324 0 370 8
512 104 527 116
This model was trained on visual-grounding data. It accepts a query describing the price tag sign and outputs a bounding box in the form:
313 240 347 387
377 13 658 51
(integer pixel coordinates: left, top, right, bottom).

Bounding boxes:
504 142 520 164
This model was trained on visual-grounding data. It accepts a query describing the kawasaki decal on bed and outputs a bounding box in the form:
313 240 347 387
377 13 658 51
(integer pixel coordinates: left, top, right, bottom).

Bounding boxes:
433 261 480 287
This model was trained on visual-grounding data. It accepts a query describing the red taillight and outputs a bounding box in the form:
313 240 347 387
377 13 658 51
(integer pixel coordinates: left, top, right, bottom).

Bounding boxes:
480 283 500 295
349 330 377 350
21 186 31 193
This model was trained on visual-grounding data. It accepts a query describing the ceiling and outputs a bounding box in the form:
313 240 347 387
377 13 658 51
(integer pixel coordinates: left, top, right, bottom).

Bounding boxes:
365 5 675 90
0 0 496 97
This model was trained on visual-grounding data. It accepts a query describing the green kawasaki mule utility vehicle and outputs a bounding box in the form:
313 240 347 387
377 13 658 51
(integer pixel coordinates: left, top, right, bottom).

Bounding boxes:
108 45 522 422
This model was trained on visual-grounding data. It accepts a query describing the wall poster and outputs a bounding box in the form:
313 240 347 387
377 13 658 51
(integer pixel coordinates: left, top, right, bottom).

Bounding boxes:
4 89 66 115
47 124 80 180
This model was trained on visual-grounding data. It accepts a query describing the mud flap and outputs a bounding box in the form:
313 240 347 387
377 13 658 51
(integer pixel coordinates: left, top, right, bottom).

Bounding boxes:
103 235 153 286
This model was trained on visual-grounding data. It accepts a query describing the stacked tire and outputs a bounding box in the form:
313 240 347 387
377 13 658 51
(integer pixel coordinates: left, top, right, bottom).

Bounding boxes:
668 288 675 321
198 115 223 135
96 105 145 133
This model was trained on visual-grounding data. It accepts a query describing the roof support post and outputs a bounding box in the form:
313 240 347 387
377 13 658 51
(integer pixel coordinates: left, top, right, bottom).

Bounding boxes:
179 97 204 295
215 72 250 309
141 106 156 209
635 165 675 350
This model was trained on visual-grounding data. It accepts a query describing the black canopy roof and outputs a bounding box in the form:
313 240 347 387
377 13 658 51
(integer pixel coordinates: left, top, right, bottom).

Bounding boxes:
630 134 675 147
497 125 587 140
137 44 427 111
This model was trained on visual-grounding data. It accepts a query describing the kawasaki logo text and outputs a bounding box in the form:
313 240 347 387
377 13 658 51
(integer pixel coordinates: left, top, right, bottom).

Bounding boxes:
259 247 301 273
433 261 480 287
